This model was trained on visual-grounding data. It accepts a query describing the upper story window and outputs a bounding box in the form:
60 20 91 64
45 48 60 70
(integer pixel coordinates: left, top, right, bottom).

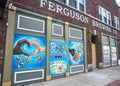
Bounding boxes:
69 0 76 8
59 0 86 13
98 6 112 26
78 0 85 12
114 16 120 30
59 0 66 3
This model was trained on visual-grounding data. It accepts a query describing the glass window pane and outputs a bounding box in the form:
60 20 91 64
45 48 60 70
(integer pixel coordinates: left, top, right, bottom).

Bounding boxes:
79 0 84 4
59 0 66 3
79 3 84 12
102 36 109 45
69 0 76 8
110 38 116 46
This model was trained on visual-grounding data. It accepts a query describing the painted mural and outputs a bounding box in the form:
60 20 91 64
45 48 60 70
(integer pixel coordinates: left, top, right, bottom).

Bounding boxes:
12 34 46 70
103 46 110 63
49 40 67 76
69 41 84 65
111 47 117 61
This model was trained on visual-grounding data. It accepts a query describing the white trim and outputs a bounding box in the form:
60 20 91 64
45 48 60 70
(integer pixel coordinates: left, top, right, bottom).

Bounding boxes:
98 6 112 26
70 65 84 74
52 23 63 36
14 69 44 84
69 27 82 39
56 0 117 30
17 15 45 33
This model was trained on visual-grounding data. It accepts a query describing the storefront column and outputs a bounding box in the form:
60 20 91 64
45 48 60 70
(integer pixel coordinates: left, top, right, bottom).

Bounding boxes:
46 16 52 81
65 22 70 77
2 4 16 86
84 27 88 73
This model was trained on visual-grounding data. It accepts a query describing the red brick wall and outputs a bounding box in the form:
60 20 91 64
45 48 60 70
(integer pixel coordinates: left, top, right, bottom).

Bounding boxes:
8 0 120 64
86 0 119 27
0 7 7 73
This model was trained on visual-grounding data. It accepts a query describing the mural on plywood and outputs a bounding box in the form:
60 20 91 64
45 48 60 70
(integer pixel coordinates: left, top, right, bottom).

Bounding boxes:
12 34 46 70
49 40 68 76
69 41 84 65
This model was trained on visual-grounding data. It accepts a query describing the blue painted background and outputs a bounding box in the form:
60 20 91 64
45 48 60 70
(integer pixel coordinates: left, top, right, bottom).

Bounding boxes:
69 41 84 65
49 40 68 76
12 34 46 70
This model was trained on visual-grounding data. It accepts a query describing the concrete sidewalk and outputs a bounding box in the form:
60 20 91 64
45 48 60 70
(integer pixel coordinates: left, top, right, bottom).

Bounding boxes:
26 66 120 86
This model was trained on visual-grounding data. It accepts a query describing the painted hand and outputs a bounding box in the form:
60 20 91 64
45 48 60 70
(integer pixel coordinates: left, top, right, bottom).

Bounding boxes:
13 39 30 56
30 40 45 56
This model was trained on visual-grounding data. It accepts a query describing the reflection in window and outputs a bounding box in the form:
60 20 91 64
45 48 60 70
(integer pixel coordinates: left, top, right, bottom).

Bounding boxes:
59 0 66 3
98 6 111 25
114 16 120 30
78 0 85 12
69 0 76 8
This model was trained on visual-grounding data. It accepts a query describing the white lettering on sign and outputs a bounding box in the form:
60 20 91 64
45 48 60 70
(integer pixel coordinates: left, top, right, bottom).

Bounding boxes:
92 20 112 33
40 0 118 35
40 0 89 24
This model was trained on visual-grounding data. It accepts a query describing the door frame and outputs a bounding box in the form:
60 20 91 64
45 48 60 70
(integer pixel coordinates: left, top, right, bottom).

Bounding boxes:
91 35 98 68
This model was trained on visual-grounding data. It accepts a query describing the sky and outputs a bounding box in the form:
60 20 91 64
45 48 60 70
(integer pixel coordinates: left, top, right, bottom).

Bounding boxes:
116 0 120 6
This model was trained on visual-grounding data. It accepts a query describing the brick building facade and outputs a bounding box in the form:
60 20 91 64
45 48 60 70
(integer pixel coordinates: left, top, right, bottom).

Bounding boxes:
0 0 120 86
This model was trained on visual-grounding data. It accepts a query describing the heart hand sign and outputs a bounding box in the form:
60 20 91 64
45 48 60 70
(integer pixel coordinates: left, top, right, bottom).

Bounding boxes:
13 39 45 56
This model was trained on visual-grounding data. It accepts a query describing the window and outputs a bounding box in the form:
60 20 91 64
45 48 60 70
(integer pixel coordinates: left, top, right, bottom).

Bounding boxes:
99 7 102 21
17 15 45 33
69 27 82 39
52 23 63 36
102 35 109 45
98 6 111 25
114 16 120 30
59 0 66 3
107 12 111 25
59 0 86 12
110 38 116 46
78 0 85 12
69 0 76 8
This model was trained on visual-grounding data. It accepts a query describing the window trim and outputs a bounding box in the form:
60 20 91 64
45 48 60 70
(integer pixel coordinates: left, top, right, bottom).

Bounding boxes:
98 6 112 26
52 23 64 36
69 27 82 39
77 0 86 12
59 0 86 13
17 15 45 33
114 16 120 30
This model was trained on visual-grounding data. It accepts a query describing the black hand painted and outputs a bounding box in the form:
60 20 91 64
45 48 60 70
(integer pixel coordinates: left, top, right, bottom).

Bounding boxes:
13 39 30 56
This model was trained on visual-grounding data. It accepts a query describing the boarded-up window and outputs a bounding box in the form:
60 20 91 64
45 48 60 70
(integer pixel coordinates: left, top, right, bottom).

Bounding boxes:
52 23 63 36
69 27 82 39
17 15 45 33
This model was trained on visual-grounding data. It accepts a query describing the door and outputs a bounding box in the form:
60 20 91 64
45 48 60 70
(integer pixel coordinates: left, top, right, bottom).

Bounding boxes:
92 43 97 68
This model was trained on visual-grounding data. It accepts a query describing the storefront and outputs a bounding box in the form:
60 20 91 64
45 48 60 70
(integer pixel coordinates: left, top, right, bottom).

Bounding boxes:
8 9 87 85
2 0 120 86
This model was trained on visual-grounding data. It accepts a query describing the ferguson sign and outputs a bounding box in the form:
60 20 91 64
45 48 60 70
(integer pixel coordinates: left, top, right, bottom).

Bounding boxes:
40 0 117 35
40 0 89 24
